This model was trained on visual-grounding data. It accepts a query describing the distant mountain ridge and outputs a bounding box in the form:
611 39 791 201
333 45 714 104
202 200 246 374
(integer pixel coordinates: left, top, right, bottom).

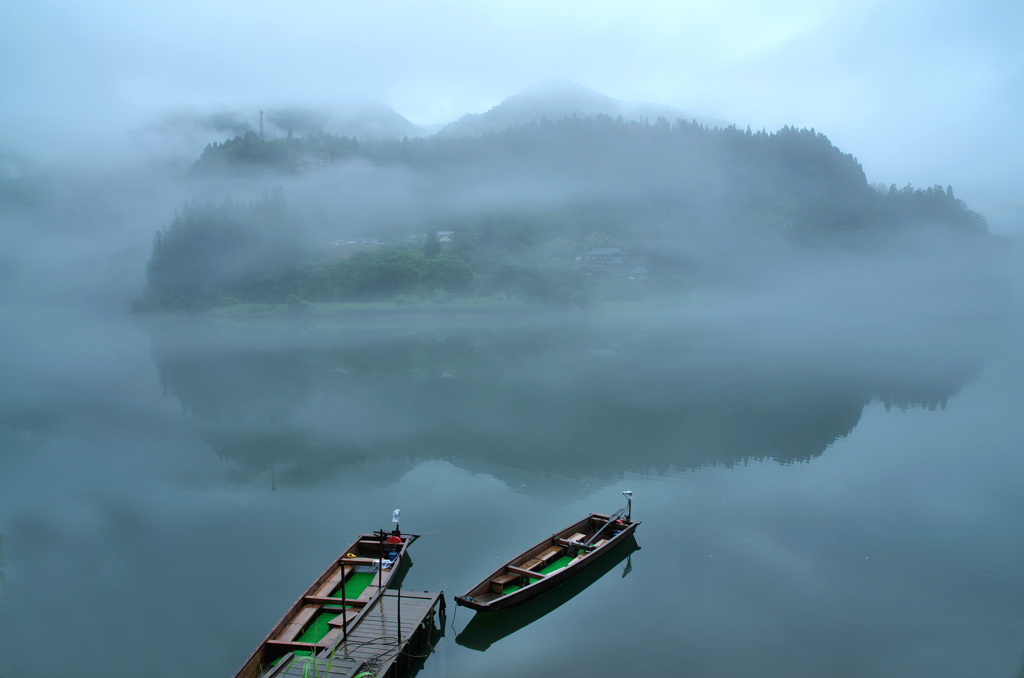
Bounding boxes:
151 102 428 147
173 82 728 147
437 80 731 137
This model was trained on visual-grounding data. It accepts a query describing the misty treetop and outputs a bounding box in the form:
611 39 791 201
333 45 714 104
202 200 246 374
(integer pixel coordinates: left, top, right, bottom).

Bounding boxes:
145 188 311 306
190 130 360 175
188 115 986 239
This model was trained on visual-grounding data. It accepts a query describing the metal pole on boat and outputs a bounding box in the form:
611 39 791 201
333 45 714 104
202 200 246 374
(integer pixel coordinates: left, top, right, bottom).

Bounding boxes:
378 530 384 591
340 559 348 642
623 491 633 521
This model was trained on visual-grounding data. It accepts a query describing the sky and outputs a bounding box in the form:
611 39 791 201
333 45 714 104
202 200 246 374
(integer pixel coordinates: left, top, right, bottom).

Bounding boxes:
2 0 1022 231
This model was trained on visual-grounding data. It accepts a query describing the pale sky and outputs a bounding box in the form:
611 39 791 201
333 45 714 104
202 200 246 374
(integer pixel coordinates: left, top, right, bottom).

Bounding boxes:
2 0 1022 231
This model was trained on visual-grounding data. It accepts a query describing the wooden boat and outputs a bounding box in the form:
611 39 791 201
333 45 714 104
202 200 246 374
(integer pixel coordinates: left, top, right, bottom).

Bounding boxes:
233 527 416 678
455 495 640 612
456 534 640 650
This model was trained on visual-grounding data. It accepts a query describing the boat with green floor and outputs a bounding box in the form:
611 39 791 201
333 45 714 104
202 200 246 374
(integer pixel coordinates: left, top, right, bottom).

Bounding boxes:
457 533 640 650
454 492 640 612
233 517 416 678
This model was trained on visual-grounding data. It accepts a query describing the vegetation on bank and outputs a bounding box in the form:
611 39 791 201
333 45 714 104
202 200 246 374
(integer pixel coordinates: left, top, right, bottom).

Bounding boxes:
136 115 990 312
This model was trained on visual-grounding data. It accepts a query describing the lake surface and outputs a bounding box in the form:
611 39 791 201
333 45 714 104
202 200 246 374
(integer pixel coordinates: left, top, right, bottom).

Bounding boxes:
1 263 1023 678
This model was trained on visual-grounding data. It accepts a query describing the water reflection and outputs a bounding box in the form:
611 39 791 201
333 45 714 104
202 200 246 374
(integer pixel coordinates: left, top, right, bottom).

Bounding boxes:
455 535 640 651
144 313 984 485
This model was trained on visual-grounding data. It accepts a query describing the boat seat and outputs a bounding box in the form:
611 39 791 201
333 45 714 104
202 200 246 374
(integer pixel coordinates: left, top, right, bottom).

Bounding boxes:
536 546 563 564
277 605 318 642
490 572 519 594
312 565 352 598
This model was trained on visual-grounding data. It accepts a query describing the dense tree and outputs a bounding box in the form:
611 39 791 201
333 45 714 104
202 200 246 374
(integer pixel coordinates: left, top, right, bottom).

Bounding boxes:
143 189 308 306
423 231 441 258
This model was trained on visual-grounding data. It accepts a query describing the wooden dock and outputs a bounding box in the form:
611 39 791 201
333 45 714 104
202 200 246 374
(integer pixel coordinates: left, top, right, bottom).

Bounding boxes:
263 589 444 678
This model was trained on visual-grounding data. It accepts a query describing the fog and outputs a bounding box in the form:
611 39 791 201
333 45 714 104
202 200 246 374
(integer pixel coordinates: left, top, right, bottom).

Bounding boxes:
2 3 1024 678
3 0 1022 230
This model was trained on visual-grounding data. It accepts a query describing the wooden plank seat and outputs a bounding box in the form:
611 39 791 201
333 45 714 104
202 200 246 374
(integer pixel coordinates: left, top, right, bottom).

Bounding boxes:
303 596 367 607
490 572 519 593
508 565 547 579
276 605 318 642
536 546 564 564
265 640 325 651
312 565 351 598
339 557 380 565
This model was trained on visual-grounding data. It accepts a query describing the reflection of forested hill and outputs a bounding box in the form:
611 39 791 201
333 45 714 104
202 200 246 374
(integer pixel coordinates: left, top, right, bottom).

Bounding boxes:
146 313 983 485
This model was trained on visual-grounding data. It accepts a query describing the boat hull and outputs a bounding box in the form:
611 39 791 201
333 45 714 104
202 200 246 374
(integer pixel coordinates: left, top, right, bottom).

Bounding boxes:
455 513 640 612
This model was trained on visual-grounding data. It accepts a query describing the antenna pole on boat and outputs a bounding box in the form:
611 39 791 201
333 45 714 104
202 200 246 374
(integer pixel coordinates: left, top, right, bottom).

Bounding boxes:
623 491 633 521
340 561 348 642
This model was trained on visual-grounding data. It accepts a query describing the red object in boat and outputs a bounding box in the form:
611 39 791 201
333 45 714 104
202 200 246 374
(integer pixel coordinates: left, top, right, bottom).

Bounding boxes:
386 536 403 545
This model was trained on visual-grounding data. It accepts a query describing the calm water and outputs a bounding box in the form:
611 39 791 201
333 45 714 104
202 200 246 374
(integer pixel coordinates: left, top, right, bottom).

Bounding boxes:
1 274 1023 678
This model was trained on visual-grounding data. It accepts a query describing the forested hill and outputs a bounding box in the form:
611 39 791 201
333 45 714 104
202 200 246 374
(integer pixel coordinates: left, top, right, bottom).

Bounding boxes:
138 116 991 311
191 116 986 240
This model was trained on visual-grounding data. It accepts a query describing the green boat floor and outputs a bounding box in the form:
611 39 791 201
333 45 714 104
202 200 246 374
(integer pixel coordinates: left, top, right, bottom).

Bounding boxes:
270 650 312 668
502 555 576 594
329 571 375 600
539 555 574 574
296 611 341 644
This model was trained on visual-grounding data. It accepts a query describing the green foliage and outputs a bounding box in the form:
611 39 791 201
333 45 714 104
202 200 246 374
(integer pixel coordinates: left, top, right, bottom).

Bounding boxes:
423 231 442 259
143 188 310 308
421 254 474 294
224 246 477 305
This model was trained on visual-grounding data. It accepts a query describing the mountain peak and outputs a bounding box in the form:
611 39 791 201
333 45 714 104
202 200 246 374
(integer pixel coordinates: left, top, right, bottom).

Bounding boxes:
438 81 728 137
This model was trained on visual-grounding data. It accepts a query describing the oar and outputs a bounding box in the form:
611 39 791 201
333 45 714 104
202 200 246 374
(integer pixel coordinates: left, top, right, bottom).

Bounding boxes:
583 507 627 546
583 491 634 546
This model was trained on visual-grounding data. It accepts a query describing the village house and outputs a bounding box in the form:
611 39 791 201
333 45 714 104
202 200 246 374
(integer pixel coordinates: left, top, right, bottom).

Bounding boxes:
583 247 625 265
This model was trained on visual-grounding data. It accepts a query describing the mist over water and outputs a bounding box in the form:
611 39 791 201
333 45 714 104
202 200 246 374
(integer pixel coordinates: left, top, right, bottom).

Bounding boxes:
1 97 1023 678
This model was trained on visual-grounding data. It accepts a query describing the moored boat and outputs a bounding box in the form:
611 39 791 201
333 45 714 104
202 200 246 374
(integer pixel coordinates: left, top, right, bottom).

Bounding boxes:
454 492 640 612
233 514 416 678
456 534 640 651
